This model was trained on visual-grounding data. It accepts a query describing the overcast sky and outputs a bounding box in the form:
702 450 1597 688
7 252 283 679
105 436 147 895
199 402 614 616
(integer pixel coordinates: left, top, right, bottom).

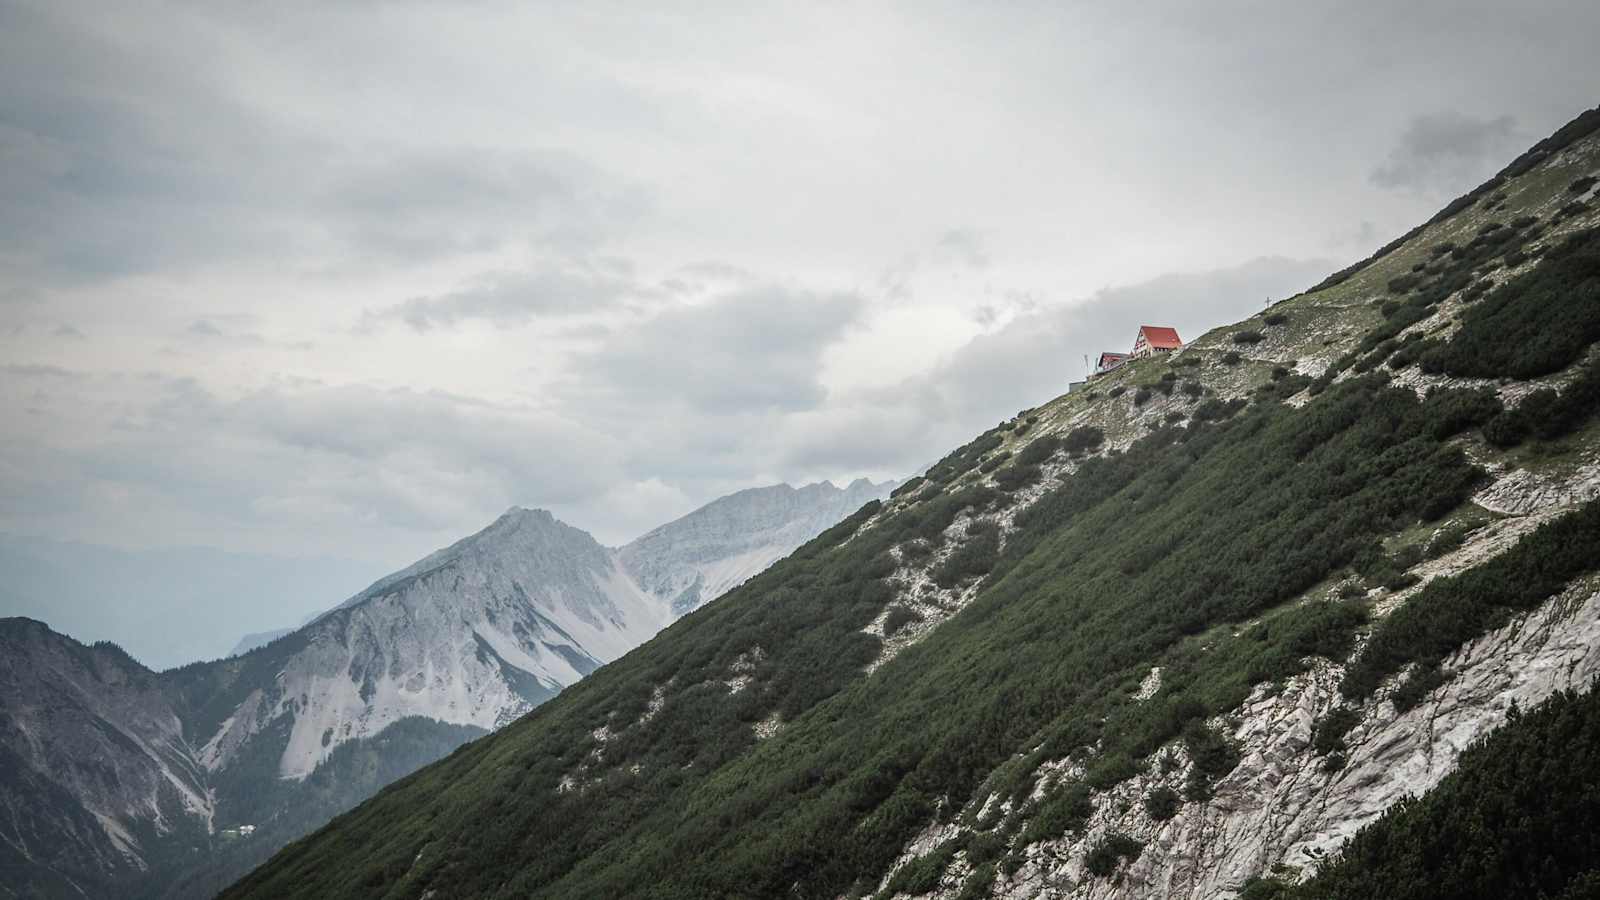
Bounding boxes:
4 1 1599 601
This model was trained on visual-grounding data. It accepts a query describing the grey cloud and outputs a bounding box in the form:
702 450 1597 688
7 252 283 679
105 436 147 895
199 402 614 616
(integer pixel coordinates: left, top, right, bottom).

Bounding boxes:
180 319 311 350
564 287 866 415
0 6 649 284
318 149 651 262
360 259 656 332
51 324 86 339
1371 111 1521 191
932 229 991 270
5 374 626 557
2 364 78 378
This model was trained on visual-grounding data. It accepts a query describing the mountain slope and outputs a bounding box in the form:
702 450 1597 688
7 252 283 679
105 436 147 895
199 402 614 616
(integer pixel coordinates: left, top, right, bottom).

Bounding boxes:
0 480 891 899
0 620 205 898
170 507 663 787
221 103 1600 900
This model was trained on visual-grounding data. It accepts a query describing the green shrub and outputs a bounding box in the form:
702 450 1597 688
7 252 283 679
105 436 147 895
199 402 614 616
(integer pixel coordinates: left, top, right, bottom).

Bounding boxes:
1084 832 1144 877
1185 721 1240 782
883 605 923 637
1390 664 1448 712
1108 385 1126 398
1183 765 1213 802
1017 435 1063 466
1568 174 1598 194
1313 707 1361 756
1181 380 1204 398
1061 425 1106 455
1222 351 1243 365
1482 409 1532 448
1018 781 1093 847
1264 312 1289 327
891 476 926 498
1085 752 1141 790
965 830 1006 866
991 463 1043 491
1425 524 1472 558
1191 398 1245 422
1386 335 1440 370
1418 388 1502 440
1483 358 1600 448
1143 785 1181 822
1238 876 1294 900
932 522 1002 588
1387 274 1422 294
954 862 996 900
1133 387 1153 405
882 839 957 896
979 451 1011 474
1233 330 1266 345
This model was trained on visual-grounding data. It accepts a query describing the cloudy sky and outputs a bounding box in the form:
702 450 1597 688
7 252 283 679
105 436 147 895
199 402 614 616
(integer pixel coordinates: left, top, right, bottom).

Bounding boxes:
3 0 1599 659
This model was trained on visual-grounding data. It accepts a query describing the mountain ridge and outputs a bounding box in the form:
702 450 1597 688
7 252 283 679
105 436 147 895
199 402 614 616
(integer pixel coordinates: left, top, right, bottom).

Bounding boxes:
0 478 894 899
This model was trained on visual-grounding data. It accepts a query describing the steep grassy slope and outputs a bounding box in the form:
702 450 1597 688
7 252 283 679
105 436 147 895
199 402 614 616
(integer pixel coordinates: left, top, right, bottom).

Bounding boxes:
224 104 1600 900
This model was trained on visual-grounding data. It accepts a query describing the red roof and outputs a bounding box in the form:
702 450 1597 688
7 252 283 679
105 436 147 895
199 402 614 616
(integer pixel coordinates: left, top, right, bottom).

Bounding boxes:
1096 351 1130 366
1138 326 1183 349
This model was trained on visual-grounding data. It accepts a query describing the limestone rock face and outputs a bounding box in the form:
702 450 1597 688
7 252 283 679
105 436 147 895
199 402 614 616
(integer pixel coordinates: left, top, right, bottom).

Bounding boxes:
981 583 1600 900
202 507 670 781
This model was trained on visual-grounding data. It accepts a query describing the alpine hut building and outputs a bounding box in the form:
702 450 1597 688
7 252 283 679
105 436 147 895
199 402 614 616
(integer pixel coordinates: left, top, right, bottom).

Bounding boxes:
1131 325 1183 359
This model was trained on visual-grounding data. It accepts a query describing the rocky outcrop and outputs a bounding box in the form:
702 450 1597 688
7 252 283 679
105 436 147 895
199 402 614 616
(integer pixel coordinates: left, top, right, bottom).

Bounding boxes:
979 578 1600 900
